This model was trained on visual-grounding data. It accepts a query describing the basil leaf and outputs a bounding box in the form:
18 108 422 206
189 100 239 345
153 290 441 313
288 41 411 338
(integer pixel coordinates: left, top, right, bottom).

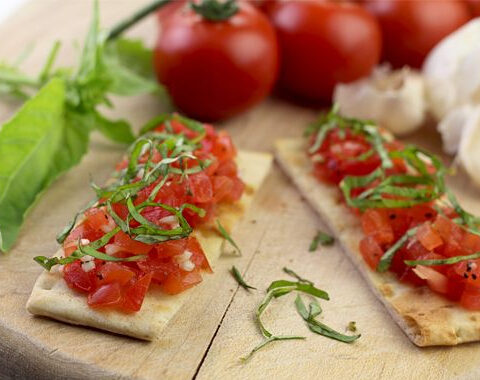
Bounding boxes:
309 230 334 251
404 252 480 267
217 219 241 254
0 78 66 252
231 265 256 291
267 280 329 300
94 111 135 144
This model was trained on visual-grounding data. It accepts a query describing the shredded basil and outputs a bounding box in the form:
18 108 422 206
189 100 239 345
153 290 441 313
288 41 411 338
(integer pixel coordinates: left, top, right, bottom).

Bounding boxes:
295 295 360 343
405 252 480 267
309 230 334 251
217 219 241 255
231 265 256 291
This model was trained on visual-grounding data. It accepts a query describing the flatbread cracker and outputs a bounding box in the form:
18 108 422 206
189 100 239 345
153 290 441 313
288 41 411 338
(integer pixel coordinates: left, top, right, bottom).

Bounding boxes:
275 138 480 346
27 151 272 340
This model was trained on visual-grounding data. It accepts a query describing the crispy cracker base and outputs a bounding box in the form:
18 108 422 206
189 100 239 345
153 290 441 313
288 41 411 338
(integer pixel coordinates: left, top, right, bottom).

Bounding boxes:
27 151 272 340
275 138 480 346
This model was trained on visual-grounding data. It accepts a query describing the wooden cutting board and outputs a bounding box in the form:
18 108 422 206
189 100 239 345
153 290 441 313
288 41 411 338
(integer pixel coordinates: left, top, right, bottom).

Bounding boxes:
1 1 480 379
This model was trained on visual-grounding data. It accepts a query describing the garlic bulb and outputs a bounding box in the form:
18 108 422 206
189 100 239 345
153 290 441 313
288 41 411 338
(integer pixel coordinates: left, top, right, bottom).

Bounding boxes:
333 66 426 136
437 105 477 155
456 105 480 187
423 19 480 121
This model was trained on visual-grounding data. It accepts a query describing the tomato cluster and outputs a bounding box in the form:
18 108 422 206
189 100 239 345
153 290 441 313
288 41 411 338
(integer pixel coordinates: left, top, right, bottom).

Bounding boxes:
154 0 476 118
61 121 243 312
311 126 480 310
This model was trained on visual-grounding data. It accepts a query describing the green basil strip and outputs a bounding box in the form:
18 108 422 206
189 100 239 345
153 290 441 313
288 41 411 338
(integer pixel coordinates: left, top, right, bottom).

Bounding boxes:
240 335 305 363
309 230 335 251
295 295 360 343
79 244 146 262
139 113 171 135
216 219 241 254
377 227 418 273
405 252 480 267
267 279 329 300
282 267 313 285
56 198 97 243
231 265 256 291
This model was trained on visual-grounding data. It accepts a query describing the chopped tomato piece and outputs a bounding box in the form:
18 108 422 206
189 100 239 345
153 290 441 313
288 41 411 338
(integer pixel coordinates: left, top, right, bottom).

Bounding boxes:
123 273 153 312
63 261 96 293
412 265 449 295
88 283 123 308
161 270 203 295
97 263 135 286
361 209 394 245
359 236 383 270
460 290 480 310
416 223 443 251
114 231 152 255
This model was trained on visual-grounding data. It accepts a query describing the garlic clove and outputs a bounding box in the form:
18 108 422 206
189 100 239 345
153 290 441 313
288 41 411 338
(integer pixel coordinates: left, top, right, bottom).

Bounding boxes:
333 65 426 136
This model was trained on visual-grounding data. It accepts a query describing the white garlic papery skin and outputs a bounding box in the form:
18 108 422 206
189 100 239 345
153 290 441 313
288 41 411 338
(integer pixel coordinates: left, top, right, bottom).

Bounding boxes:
333 66 426 136
457 106 480 188
423 19 480 121
437 105 478 155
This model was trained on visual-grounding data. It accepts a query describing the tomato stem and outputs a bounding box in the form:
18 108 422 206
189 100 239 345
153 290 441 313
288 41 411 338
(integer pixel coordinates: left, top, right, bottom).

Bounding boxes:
190 0 238 22
107 0 172 41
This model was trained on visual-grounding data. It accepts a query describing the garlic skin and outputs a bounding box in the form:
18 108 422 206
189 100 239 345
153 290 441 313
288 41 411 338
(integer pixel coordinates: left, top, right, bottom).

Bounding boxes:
437 105 477 155
333 66 426 136
423 19 480 121
456 105 480 187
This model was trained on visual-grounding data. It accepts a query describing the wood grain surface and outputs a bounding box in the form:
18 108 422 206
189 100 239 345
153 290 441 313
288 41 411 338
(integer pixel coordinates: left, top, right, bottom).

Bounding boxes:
1 1 480 379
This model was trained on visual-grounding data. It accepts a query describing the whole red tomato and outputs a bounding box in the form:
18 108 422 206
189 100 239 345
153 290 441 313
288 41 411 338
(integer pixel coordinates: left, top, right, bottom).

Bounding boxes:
364 0 471 68
466 0 480 16
266 0 381 103
153 1 279 121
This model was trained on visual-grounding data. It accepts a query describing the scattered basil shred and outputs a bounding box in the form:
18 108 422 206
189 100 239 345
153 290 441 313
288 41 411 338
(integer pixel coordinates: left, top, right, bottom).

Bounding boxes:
217 219 241 255
309 230 334 251
231 266 256 291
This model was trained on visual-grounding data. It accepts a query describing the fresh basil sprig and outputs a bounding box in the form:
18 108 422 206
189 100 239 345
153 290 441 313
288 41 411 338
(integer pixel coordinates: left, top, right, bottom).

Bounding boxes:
0 0 171 253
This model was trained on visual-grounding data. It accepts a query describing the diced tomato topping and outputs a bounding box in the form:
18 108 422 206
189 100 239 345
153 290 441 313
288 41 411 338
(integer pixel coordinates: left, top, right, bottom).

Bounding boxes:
63 261 96 293
309 122 480 310
61 118 239 313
